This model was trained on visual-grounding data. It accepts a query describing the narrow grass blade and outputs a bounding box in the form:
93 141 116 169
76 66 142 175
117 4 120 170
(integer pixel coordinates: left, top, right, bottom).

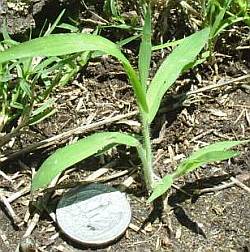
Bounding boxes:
29 107 57 125
110 0 119 16
147 140 249 202
1 20 12 42
138 6 152 91
213 16 248 37
44 9 65 36
104 0 119 17
0 33 125 63
31 132 142 191
29 98 56 121
117 34 141 48
56 23 79 32
173 140 249 178
152 38 184 51
19 79 32 97
147 174 174 203
210 0 232 37
0 33 148 112
146 28 210 123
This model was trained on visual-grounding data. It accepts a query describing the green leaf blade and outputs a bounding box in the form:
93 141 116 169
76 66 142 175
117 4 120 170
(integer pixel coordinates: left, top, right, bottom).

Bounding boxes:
0 34 120 63
173 140 249 178
147 175 174 203
146 28 210 123
31 132 142 191
0 33 148 112
147 140 249 202
210 0 233 37
138 6 152 91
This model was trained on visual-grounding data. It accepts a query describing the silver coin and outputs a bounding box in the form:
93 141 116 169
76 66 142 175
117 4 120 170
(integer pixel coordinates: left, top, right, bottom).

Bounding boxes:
56 183 131 246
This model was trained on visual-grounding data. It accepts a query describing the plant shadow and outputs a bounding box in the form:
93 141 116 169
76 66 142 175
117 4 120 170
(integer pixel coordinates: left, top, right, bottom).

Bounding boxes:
142 174 232 238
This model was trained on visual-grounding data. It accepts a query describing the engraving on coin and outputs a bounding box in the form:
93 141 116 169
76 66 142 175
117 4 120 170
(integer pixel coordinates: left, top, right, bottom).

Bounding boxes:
56 183 131 246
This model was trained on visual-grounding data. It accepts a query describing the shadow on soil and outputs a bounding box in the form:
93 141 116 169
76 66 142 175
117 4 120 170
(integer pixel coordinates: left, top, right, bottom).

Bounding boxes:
141 174 232 239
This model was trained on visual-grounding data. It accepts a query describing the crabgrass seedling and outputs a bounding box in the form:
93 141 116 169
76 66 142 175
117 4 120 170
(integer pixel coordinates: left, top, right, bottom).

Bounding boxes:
0 5 248 201
0 11 91 148
203 0 250 51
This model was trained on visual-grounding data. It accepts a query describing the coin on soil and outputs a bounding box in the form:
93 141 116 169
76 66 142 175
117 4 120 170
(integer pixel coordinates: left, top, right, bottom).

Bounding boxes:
56 183 131 246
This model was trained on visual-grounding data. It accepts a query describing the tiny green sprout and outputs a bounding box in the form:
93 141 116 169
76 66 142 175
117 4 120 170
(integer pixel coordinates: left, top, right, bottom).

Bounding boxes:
0 5 248 202
204 0 250 51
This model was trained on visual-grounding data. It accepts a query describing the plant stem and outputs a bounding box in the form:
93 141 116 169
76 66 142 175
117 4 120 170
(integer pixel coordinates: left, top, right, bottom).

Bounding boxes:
139 109 155 191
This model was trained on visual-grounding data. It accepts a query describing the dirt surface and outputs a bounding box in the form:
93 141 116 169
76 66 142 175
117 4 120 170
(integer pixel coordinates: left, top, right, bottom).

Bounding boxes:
0 1 250 252
0 0 82 35
1 58 249 251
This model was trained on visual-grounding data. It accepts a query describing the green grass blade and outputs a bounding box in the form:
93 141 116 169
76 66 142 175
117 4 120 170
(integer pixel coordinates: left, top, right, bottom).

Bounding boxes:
117 34 141 48
152 38 184 51
124 62 148 112
19 79 32 97
0 33 124 63
56 23 79 32
210 0 232 37
1 20 12 42
44 9 65 36
138 6 152 91
147 140 249 202
31 132 142 191
146 28 210 123
174 150 239 178
110 0 119 16
0 33 148 112
104 0 119 17
147 174 174 203
30 98 55 117
213 16 248 37
29 107 57 125
173 140 249 178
